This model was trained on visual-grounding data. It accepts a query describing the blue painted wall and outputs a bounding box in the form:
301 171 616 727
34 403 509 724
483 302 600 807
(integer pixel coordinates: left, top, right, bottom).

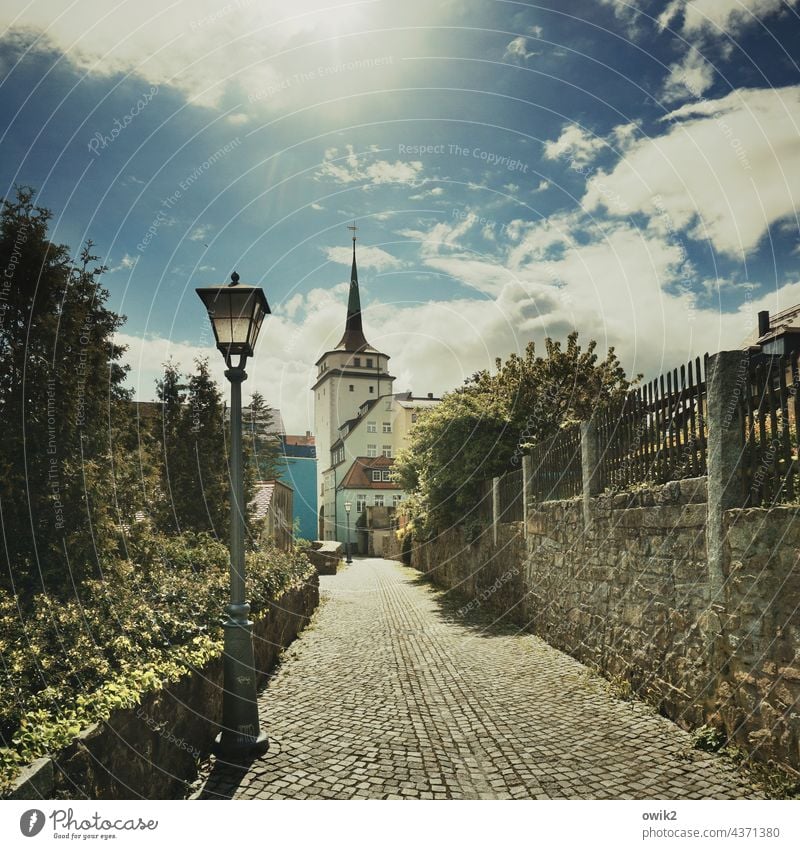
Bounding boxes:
276 446 317 542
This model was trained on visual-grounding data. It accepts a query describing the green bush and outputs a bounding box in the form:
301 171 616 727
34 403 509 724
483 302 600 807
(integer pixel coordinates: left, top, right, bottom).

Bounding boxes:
0 529 313 794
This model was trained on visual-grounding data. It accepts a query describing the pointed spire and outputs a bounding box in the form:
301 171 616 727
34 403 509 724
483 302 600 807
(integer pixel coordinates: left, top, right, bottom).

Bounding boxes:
336 224 370 351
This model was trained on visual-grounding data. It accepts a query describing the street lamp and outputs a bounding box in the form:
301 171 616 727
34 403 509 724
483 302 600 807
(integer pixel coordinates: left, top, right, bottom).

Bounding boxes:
196 271 271 759
344 501 353 564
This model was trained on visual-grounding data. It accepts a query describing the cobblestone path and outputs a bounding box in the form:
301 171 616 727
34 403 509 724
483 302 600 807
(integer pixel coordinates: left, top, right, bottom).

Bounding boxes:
190 558 759 800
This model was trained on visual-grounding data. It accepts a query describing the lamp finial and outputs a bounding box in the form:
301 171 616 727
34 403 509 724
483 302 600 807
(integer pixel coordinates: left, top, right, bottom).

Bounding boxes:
230 271 240 286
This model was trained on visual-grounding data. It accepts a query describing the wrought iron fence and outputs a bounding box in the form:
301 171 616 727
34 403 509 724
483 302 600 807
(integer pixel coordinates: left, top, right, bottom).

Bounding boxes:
740 352 800 507
597 354 709 489
527 422 583 502
497 467 524 521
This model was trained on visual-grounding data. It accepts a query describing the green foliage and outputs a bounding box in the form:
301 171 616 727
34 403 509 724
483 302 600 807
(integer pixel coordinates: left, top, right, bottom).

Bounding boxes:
0 188 133 593
692 723 726 752
245 390 283 482
152 358 229 538
0 530 313 793
395 331 636 534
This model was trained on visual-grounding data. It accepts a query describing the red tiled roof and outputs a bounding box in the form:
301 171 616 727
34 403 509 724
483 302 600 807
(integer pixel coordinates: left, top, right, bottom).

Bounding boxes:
284 433 316 446
339 456 401 490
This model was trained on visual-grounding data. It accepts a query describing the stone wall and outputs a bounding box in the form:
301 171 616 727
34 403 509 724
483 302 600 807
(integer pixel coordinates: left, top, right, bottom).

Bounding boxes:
307 540 342 575
9 577 319 800
409 478 800 772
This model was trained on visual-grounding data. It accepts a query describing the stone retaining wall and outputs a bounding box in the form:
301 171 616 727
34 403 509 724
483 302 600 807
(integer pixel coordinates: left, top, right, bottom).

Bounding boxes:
410 478 800 772
307 541 343 576
9 576 320 800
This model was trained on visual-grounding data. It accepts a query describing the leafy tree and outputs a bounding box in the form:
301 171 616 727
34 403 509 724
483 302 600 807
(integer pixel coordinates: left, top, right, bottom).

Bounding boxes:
245 390 282 482
0 187 133 595
395 331 635 534
153 359 186 534
182 357 229 537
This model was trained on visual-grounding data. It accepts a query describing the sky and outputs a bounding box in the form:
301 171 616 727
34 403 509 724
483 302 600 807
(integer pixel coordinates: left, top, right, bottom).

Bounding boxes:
1 0 798 432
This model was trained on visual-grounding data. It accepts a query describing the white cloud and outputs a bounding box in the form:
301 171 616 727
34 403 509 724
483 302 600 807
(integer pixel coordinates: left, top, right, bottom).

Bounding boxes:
188 224 212 243
659 0 798 35
324 244 402 270
662 47 715 102
503 36 538 64
544 124 606 168
583 86 800 257
0 0 420 110
108 253 139 273
409 186 444 199
119 206 800 434
315 145 425 188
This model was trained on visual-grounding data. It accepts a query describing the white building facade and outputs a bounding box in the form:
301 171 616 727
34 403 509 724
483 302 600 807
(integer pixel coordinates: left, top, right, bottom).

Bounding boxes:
312 235 438 543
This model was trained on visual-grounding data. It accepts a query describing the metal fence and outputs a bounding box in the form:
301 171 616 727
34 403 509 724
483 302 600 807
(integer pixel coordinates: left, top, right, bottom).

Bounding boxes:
597 354 709 489
527 422 583 502
740 352 800 507
497 467 525 521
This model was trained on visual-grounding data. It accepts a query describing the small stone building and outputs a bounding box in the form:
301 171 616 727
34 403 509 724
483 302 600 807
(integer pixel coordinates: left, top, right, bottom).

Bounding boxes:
251 480 293 551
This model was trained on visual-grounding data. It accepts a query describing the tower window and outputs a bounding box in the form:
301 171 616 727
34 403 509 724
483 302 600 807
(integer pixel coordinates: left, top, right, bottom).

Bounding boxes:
349 384 354 392
354 357 361 367
369 386 374 394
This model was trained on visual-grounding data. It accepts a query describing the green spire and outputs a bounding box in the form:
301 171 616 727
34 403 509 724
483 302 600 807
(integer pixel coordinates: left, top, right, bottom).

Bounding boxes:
336 228 369 351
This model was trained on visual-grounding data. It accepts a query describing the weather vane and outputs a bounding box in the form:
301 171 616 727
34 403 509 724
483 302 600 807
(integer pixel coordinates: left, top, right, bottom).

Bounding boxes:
347 222 358 243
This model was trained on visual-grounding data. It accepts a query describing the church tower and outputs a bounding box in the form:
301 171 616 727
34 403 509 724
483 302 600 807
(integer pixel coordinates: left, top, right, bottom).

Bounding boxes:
313 227 394 539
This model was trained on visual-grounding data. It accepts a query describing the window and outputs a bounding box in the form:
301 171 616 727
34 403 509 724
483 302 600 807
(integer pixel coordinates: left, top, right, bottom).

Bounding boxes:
385 401 392 411
349 384 354 392
367 444 377 457
356 495 366 512
374 495 384 507
366 358 373 368
382 421 391 433
411 413 417 423
393 495 402 506
372 470 382 482
354 357 361 367
367 421 376 432
369 386 374 394
382 445 392 458
382 470 392 481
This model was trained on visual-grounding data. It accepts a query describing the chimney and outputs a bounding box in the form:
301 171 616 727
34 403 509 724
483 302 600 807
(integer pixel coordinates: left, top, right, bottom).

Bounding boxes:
427 392 433 399
758 310 770 338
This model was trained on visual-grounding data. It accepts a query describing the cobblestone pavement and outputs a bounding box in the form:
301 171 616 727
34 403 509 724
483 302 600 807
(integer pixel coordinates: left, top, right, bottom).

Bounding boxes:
190 558 760 800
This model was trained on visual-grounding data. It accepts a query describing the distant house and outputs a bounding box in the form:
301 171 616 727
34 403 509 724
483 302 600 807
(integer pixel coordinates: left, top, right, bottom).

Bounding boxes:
251 480 293 551
753 307 800 357
338 455 401 556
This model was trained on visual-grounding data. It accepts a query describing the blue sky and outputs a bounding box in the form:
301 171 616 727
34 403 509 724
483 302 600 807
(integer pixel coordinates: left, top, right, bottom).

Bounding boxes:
1 0 798 430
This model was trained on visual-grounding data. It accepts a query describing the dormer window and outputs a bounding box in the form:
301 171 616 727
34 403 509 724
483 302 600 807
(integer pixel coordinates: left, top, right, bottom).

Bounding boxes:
354 357 361 367
372 470 382 482
366 358 373 368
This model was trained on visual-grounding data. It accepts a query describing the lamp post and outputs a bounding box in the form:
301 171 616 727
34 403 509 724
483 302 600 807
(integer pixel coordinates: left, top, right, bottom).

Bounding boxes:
344 501 353 563
196 271 271 759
